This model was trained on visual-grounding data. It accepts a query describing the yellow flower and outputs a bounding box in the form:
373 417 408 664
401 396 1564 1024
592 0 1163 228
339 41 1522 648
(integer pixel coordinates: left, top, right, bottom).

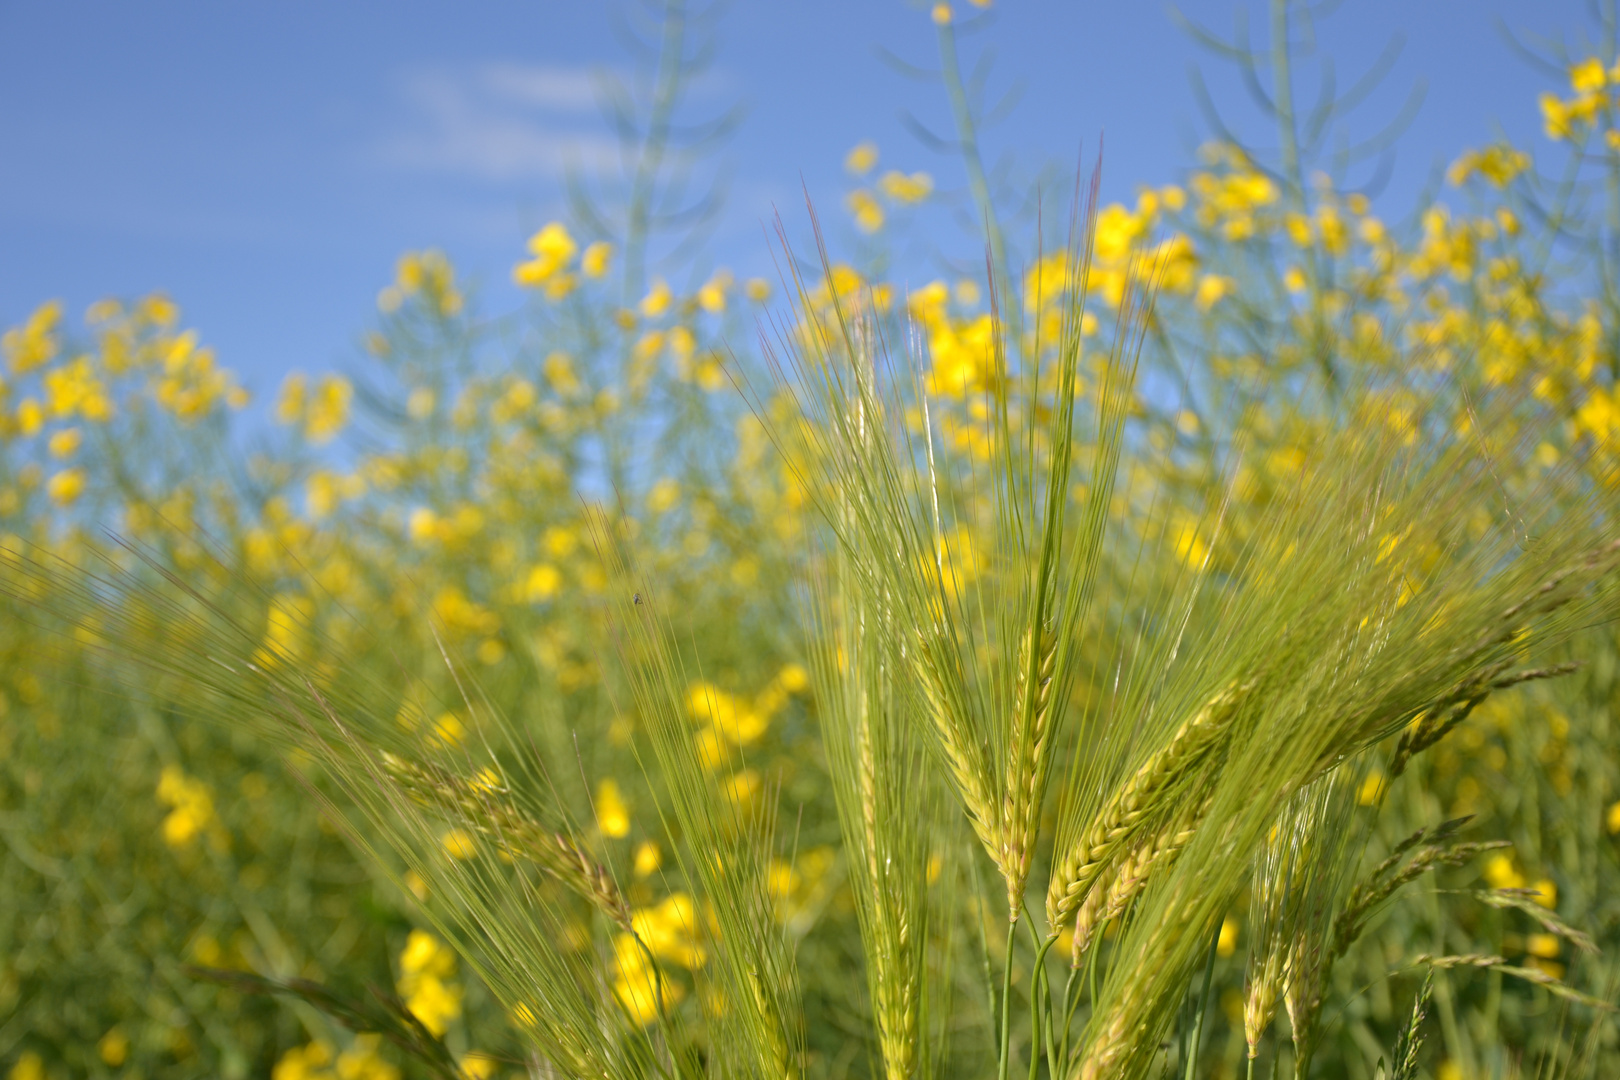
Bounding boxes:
634 840 663 877
639 278 673 318
687 681 768 744
398 930 462 1036
844 140 878 175
776 662 810 693
630 892 707 968
432 710 466 747
338 1034 400 1080
544 350 580 395
1606 798 1620 833
3 301 63 374
306 375 353 444
8 1053 43 1080
255 593 314 669
157 764 217 848
581 240 613 278
693 272 731 313
1527 932 1561 959
1194 274 1234 311
1448 144 1530 187
1532 878 1558 908
613 939 682 1025
16 398 44 436
514 222 578 287
596 778 631 837
1216 916 1238 957
723 768 761 810
98 1028 129 1067
847 189 885 232
1571 56 1608 94
1541 92 1576 140
441 829 477 859
459 1053 498 1080
46 467 85 506
879 170 934 203
1483 852 1526 890
744 277 772 303
648 478 680 514
276 372 307 426
931 1 951 24
525 563 562 601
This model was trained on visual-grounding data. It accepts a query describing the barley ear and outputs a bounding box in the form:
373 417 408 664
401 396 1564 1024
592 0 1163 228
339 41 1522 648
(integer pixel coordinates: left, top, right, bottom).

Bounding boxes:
1071 791 1208 965
1046 682 1245 931
381 753 633 932
1001 619 1059 913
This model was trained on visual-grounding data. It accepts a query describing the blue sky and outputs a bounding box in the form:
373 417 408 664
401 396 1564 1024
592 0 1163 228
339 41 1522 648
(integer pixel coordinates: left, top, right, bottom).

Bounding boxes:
0 0 1601 408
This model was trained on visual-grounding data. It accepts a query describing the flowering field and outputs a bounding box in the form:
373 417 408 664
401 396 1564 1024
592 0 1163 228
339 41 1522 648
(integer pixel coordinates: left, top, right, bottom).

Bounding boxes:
4 4 1620 1080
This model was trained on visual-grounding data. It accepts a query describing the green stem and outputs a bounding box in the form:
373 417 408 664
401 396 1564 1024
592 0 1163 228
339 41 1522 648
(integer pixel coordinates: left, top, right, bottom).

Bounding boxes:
1183 920 1222 1080
1027 932 1058 1080
997 916 1019 1080
1270 0 1303 210
936 15 1025 353
1057 964 1080 1077
623 0 686 304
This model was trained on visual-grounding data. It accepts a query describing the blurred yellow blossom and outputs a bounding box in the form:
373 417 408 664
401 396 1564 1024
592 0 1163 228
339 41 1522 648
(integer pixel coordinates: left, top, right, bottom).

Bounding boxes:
337 1035 400 1080
1195 274 1235 311
98 1028 129 1067
845 140 878 175
398 930 462 1036
272 1041 335 1080
514 222 578 288
1449 143 1531 187
581 240 613 278
596 778 631 837
441 829 476 860
880 170 934 203
1484 852 1526 890
1571 57 1608 94
157 764 217 849
46 427 80 458
648 477 680 514
634 840 662 877
639 278 673 318
46 468 84 505
847 189 884 233
525 563 562 601
697 270 732 313
3 301 62 374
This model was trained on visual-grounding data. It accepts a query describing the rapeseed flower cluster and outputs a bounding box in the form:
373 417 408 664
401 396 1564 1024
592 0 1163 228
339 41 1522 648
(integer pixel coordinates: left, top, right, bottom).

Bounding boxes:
397 930 463 1037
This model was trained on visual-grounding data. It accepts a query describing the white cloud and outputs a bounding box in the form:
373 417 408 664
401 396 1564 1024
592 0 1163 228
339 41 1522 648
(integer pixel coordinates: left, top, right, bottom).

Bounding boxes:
375 64 620 182
478 63 600 112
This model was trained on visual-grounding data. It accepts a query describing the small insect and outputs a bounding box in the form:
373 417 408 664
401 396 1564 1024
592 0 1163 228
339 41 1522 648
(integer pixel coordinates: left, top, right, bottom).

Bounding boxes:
633 592 643 605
